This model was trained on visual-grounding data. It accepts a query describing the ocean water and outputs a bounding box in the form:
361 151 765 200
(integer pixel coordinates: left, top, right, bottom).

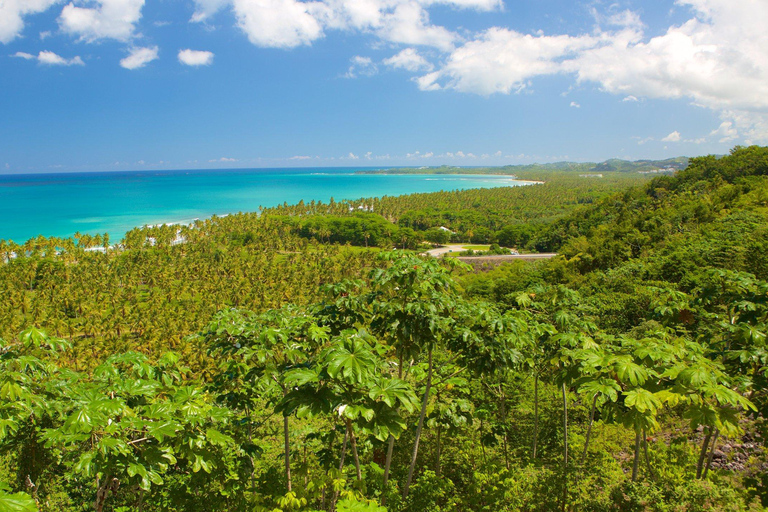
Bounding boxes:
0 168 534 243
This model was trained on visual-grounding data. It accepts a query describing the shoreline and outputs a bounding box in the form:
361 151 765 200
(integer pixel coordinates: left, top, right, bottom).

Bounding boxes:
2 174 540 244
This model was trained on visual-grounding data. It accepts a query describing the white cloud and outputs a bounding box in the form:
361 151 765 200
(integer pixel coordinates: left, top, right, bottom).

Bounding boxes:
178 49 214 66
39 30 52 40
0 0 60 44
383 47 433 72
345 152 359 159
120 46 158 69
662 130 681 142
289 155 312 160
189 0 496 50
345 55 377 78
231 0 324 48
14 50 84 65
424 0 501 10
211 157 238 162
190 0 230 22
417 28 597 95
709 120 738 143
59 0 145 42
413 1 768 141
38 50 84 65
570 101 580 108
376 2 456 51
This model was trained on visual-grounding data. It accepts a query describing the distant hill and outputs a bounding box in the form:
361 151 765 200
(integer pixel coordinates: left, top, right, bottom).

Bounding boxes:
361 156 690 176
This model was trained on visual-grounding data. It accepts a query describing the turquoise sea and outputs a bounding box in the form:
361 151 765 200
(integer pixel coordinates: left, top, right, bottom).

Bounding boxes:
0 168 534 243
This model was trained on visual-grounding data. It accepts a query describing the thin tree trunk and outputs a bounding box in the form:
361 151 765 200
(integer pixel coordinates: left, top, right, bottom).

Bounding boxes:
580 394 598 466
382 436 396 505
94 475 117 512
532 373 539 461
382 352 404 505
632 430 641 482
642 429 653 480
436 423 442 477
284 415 292 492
404 347 433 498
703 428 720 479
499 383 510 470
330 429 349 512
696 428 713 479
346 419 362 481
480 418 487 465
561 382 569 512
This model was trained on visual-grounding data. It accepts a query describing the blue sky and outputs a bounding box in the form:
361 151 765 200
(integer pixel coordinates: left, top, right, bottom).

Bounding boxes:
1 0 766 173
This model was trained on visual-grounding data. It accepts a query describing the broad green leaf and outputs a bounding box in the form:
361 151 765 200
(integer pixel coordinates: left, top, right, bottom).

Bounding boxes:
0 491 37 512
205 428 234 447
624 388 661 414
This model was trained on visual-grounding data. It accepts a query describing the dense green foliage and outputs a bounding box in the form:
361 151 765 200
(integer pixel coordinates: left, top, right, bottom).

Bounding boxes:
2 147 768 511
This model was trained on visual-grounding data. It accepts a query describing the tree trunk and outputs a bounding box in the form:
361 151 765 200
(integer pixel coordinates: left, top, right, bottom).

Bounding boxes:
696 428 713 479
703 428 720 479
346 419 362 481
532 374 539 461
94 476 118 512
643 429 653 480
580 394 598 466
436 423 442 477
632 430 641 482
284 415 292 492
561 382 569 512
382 352 404 505
330 429 349 512
404 347 433 498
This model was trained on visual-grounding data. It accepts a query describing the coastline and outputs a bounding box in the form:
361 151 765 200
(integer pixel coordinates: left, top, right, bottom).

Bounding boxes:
1 170 536 243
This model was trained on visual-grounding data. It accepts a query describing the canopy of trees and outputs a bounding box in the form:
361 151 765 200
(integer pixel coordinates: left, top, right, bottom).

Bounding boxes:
1 146 768 511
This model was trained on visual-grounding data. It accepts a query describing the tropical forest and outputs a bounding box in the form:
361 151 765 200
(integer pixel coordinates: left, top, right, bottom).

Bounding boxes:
3 145 768 512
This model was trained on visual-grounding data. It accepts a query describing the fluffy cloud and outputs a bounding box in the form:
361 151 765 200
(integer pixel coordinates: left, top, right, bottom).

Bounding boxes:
345 55 377 78
178 49 214 66
0 0 60 44
376 2 456 50
416 0 768 141
59 0 145 42
570 101 580 108
14 50 84 65
662 131 681 142
190 0 499 50
383 47 433 71
232 0 325 48
417 28 597 94
120 46 158 69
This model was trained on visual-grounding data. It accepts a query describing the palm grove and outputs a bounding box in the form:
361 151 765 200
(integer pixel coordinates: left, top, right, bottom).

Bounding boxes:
1 146 768 511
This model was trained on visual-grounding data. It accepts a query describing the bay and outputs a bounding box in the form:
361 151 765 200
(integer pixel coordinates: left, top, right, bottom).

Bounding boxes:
0 167 533 243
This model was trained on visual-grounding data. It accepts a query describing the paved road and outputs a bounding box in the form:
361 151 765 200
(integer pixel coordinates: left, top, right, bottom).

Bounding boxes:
458 253 557 261
425 244 557 260
424 244 475 257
